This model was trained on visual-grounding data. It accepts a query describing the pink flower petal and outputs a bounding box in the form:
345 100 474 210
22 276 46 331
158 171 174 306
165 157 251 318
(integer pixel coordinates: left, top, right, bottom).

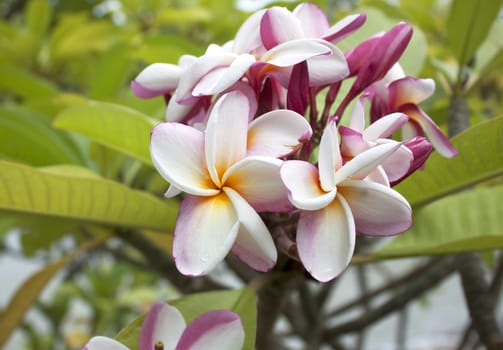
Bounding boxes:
205 92 249 186
363 112 408 140
388 77 435 107
323 13 366 43
247 109 312 158
140 303 186 350
261 38 332 67
400 104 458 158
150 123 218 196
176 52 239 103
223 156 292 212
175 310 244 350
306 43 349 86
376 141 413 182
192 54 255 96
260 7 304 50
339 126 368 158
233 9 266 54
297 195 355 282
333 142 402 184
83 337 129 350
224 187 277 272
281 160 336 210
293 3 329 38
340 179 412 236
173 194 239 276
131 63 182 98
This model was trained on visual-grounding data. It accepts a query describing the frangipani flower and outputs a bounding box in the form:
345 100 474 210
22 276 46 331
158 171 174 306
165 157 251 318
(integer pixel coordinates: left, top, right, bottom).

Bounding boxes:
367 64 457 158
150 90 312 276
339 99 414 184
83 302 244 350
280 120 412 282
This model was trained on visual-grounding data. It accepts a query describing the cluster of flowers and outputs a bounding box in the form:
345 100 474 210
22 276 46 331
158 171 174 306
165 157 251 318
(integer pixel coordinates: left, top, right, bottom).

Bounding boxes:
132 3 457 283
84 302 244 350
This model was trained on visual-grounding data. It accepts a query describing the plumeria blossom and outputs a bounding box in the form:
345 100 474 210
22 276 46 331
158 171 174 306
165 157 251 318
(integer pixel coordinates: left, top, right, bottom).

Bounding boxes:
133 2 455 280
150 90 312 276
365 64 458 157
281 120 412 282
83 302 244 350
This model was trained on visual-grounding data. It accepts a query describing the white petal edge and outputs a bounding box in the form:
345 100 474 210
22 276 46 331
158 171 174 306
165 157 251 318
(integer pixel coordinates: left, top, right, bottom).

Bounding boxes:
83 336 130 350
340 179 412 236
205 91 249 186
139 303 186 350
318 120 341 191
150 123 219 196
224 187 278 272
281 160 336 211
247 109 312 158
223 156 292 212
175 310 245 350
333 142 402 184
173 194 239 276
297 195 355 282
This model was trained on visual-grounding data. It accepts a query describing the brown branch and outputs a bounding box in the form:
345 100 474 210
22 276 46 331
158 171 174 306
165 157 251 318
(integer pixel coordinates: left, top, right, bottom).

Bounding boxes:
117 229 225 293
323 256 457 340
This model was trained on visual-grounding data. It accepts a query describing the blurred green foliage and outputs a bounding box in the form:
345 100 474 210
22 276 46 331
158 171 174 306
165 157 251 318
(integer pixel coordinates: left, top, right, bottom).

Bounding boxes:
0 0 502 349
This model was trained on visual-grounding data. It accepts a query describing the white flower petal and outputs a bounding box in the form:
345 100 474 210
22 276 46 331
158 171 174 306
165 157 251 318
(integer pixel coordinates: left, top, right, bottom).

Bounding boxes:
150 123 218 196
333 142 401 184
247 109 312 158
205 91 249 186
192 54 255 96
318 120 342 191
224 187 277 272
83 336 129 350
363 112 408 140
132 63 182 98
223 156 292 212
306 44 349 86
261 38 331 67
281 160 336 210
175 310 244 350
297 195 355 282
139 303 186 350
340 179 412 236
173 194 239 276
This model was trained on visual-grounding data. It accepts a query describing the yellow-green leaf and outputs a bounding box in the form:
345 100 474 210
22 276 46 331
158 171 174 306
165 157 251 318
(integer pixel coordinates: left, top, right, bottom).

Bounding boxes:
54 101 157 165
374 185 503 258
0 161 177 231
395 116 503 208
447 0 503 68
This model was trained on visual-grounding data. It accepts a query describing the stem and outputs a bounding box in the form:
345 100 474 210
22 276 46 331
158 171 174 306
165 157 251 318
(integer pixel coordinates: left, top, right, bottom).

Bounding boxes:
457 252 503 350
323 256 457 340
256 272 300 350
448 91 503 349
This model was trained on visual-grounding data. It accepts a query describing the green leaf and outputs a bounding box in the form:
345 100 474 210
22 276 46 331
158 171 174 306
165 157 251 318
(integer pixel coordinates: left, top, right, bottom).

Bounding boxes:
394 116 503 208
374 185 503 258
0 161 177 231
115 288 257 350
26 0 52 40
0 238 107 347
447 0 503 68
87 44 134 99
0 106 87 166
0 65 59 99
53 101 157 165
